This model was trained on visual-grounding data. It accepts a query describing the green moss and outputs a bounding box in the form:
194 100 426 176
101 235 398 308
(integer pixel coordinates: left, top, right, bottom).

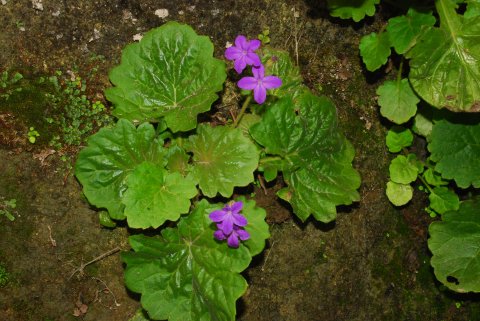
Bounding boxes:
0 264 10 287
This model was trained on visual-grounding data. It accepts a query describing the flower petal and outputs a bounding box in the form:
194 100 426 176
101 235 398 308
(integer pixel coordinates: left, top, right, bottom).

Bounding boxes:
225 46 243 61
253 84 267 104
218 216 234 235
232 213 247 227
227 233 240 248
245 52 261 67
230 201 243 214
248 39 261 51
236 229 250 241
235 35 248 50
209 210 227 222
262 76 282 90
252 65 264 79
238 77 258 90
234 58 247 74
214 229 227 240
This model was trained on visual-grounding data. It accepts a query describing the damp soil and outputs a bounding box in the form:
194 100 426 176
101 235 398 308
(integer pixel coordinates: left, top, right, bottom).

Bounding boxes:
1 1 480 321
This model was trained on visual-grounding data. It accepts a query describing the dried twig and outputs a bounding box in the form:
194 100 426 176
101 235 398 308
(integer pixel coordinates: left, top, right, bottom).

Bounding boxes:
68 247 120 280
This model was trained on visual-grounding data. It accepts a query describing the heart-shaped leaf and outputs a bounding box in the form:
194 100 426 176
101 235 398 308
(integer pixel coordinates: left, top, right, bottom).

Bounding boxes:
75 119 165 219
389 155 419 184
106 22 226 131
122 162 197 229
250 92 360 222
407 1 480 112
429 198 480 292
122 199 269 321
187 124 259 198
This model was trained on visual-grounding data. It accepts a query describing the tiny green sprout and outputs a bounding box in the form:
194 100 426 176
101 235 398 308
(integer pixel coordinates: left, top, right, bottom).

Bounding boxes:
28 127 40 144
0 198 16 221
455 302 461 309
0 265 9 287
386 232 390 238
258 28 270 44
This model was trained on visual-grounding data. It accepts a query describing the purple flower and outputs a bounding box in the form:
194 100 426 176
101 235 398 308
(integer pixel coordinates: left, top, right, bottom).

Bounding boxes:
225 35 262 74
209 201 247 235
238 65 282 104
214 226 250 248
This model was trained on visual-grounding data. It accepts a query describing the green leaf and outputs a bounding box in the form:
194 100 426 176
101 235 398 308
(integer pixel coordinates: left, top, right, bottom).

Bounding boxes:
99 211 117 228
386 126 414 153
377 79 420 124
386 8 436 54
428 119 480 188
122 199 269 320
389 155 419 184
327 0 380 22
429 198 480 292
75 120 165 219
106 22 226 131
250 92 360 223
262 48 308 99
165 145 191 176
465 0 480 19
359 32 391 71
412 110 433 137
122 162 197 229
386 181 413 206
423 168 448 186
429 186 460 214
407 1 480 112
187 124 259 198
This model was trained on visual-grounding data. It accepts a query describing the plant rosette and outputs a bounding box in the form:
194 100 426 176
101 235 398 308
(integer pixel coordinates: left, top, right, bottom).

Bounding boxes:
75 21 361 320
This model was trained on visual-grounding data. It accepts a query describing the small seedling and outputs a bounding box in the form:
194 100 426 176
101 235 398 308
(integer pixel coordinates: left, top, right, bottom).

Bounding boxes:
27 127 40 143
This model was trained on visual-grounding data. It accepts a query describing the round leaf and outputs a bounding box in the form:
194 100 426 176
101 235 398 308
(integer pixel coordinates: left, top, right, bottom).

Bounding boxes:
429 198 480 292
386 126 414 153
386 181 413 206
75 120 165 219
389 155 419 184
122 162 197 229
106 22 227 131
377 79 419 124
187 124 259 198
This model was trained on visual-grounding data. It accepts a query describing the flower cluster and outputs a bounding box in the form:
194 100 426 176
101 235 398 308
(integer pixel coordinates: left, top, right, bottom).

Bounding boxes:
225 35 282 104
209 201 250 248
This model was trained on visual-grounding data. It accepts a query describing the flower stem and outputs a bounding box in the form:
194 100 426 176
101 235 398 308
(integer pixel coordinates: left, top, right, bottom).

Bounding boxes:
233 96 252 128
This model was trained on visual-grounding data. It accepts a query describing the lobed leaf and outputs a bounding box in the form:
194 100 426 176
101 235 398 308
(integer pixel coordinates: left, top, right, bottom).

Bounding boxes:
187 124 259 198
428 119 480 188
122 162 197 229
122 199 269 320
327 0 380 22
359 32 391 71
250 92 360 223
106 22 226 131
386 126 414 153
429 198 480 292
75 119 165 219
377 79 419 124
386 8 436 55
